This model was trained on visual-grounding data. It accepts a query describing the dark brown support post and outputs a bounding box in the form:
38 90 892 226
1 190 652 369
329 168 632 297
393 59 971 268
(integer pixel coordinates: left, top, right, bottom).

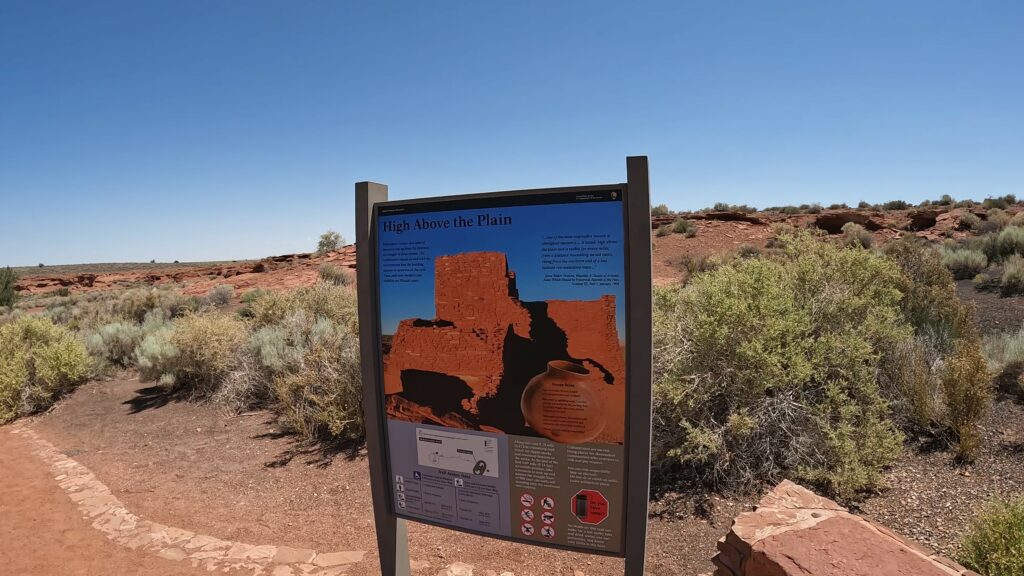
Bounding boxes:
623 156 652 576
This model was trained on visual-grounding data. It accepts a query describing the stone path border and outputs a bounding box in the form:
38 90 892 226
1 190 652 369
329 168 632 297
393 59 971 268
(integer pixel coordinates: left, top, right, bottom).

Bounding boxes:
11 426 368 576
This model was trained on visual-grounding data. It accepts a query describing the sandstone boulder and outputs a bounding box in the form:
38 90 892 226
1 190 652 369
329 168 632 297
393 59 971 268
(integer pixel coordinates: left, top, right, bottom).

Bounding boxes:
713 480 980 576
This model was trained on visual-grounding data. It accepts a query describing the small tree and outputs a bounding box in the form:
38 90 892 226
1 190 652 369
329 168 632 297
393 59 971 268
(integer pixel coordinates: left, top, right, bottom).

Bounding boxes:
0 267 16 308
317 230 343 254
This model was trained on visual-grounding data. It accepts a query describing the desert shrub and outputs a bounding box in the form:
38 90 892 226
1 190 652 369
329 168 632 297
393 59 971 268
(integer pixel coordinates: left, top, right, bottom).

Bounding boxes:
711 202 730 211
241 288 269 304
249 283 357 331
318 264 353 286
117 287 192 323
779 205 802 215
135 325 177 384
984 328 1024 375
882 238 964 343
996 227 1024 260
1011 212 1024 227
987 208 1012 231
85 322 143 369
982 195 1016 210
958 496 1024 576
883 200 910 210
828 203 849 210
272 317 364 442
804 202 822 214
56 287 70 297
159 313 247 395
736 244 761 258
655 225 671 238
0 267 16 308
652 234 908 498
671 219 697 237
205 285 233 307
316 230 343 254
936 194 955 206
841 222 874 249
1001 255 1024 296
959 212 982 231
651 204 670 216
941 249 988 280
0 316 90 423
857 201 873 210
941 339 991 461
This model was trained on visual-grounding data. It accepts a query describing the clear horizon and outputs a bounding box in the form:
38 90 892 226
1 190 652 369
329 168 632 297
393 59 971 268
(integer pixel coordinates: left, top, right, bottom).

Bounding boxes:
2 1 1022 267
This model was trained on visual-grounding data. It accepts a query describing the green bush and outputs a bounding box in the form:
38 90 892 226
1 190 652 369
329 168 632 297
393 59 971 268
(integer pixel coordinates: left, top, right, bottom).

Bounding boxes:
134 325 177 384
841 222 874 249
86 322 143 369
205 285 234 307
249 283 358 331
883 200 910 210
116 287 192 323
316 230 343 254
318 264 353 286
959 212 982 231
652 234 907 498
655 225 671 237
941 249 988 280
804 202 822 214
141 313 247 395
984 328 1024 375
0 316 90 423
959 496 1024 576
1001 254 1024 296
671 219 697 237
651 204 670 216
272 317 364 442
0 267 18 308
857 201 873 210
987 208 1012 231
941 339 991 462
982 195 1016 210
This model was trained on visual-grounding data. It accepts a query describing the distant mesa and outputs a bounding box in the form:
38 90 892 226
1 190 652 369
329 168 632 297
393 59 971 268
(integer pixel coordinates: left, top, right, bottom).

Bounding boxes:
383 251 625 444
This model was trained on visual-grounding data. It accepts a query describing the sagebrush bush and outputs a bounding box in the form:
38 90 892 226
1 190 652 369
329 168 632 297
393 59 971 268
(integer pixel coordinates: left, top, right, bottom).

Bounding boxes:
653 234 908 498
655 225 671 238
984 328 1024 375
248 283 358 331
1001 255 1024 296
883 200 910 210
205 285 233 307
941 339 991 462
272 317 364 442
0 267 16 308
0 316 90 423
117 287 192 323
318 264 353 286
135 325 177 384
841 222 873 249
671 219 697 237
959 212 982 231
651 204 670 216
316 230 343 254
941 248 988 280
86 322 143 369
959 496 1024 576
160 313 247 395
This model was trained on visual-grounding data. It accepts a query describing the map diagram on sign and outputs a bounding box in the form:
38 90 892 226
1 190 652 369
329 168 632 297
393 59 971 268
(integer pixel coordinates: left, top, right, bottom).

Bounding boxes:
416 428 499 477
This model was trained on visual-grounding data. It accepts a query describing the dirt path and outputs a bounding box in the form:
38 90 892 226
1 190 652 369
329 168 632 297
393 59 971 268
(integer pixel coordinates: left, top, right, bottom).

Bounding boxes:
0 429 210 576
12 376 734 576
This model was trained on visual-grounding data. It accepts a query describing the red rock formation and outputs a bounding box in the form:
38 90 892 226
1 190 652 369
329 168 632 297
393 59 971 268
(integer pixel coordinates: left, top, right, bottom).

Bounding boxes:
434 252 532 338
712 480 981 576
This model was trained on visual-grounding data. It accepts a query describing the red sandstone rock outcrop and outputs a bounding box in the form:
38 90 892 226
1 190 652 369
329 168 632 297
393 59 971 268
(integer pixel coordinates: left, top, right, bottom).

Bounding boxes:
712 480 980 576
382 251 626 443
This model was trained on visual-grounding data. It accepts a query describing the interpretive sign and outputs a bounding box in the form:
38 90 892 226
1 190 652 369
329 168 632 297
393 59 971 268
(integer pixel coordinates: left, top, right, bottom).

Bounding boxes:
356 157 652 575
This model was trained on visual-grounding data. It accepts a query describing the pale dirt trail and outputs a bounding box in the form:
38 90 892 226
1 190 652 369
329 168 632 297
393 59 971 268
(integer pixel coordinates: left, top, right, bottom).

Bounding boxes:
0 428 210 576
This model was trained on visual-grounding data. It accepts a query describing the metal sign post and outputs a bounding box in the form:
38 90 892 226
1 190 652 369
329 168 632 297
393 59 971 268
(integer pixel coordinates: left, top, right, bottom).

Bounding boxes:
355 157 652 576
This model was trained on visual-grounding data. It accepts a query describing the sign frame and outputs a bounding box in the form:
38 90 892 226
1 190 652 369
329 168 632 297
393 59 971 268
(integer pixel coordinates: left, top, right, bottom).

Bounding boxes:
355 156 652 575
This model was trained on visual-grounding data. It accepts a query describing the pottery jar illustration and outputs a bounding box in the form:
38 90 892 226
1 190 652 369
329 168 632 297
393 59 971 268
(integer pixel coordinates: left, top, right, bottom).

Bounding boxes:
520 360 606 444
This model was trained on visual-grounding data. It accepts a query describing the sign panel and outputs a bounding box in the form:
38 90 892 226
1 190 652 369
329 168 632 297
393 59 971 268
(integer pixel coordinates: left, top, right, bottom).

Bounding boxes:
373 187 630 555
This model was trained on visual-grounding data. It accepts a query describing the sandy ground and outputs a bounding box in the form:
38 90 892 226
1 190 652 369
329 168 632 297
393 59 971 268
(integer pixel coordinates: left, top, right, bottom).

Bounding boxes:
0 429 210 576
13 376 738 576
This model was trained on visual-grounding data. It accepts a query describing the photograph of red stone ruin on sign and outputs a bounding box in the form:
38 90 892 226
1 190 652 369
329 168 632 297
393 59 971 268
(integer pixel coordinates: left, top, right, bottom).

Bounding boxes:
382 251 626 445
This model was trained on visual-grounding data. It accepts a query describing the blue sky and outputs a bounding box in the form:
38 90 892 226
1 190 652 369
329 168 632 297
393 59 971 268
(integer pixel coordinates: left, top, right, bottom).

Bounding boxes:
1 1 1022 266
378 199 625 335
